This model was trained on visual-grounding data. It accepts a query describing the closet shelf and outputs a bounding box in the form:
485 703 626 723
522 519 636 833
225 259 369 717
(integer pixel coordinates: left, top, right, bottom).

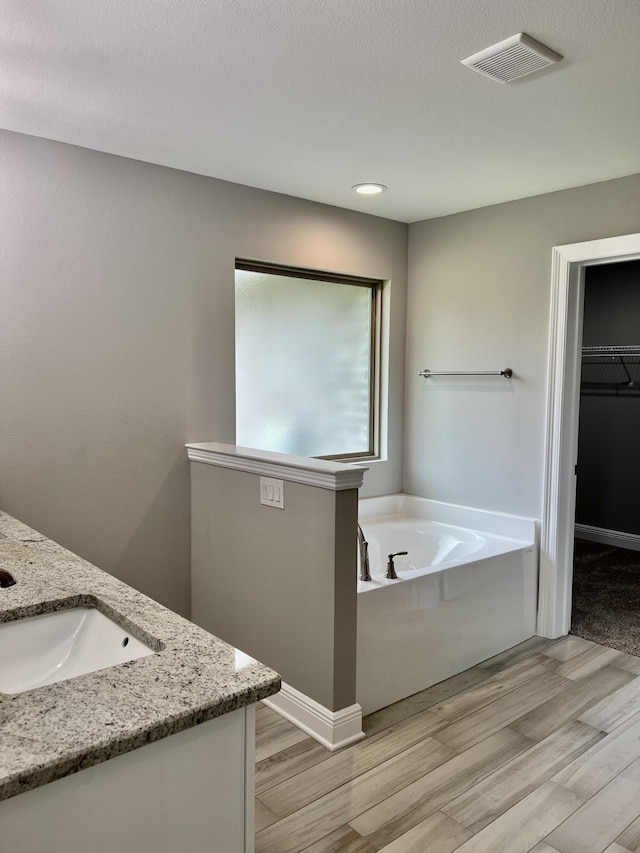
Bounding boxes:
581 346 640 394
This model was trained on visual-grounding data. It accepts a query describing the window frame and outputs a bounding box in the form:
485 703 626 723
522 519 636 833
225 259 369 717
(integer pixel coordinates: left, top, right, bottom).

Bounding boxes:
235 259 382 461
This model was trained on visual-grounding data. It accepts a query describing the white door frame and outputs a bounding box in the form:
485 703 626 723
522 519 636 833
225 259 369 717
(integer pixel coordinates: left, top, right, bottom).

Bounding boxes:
538 232 640 638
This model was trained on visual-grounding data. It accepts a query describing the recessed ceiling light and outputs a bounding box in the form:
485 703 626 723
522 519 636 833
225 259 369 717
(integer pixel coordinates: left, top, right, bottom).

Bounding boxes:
352 183 387 195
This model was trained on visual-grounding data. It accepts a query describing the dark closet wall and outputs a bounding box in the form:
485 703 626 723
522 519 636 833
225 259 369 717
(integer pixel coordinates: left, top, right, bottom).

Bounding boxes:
576 260 640 535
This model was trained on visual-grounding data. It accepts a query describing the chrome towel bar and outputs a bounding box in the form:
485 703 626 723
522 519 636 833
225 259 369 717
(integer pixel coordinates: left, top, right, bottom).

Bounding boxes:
419 368 513 378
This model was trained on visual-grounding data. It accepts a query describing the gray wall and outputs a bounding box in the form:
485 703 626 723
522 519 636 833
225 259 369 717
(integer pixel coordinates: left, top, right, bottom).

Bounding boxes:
3 124 639 627
576 260 640 534
405 174 640 519
190 463 358 710
0 129 408 616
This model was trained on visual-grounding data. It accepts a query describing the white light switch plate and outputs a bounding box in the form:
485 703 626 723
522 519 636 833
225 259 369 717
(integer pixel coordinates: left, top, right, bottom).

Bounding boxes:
260 477 285 509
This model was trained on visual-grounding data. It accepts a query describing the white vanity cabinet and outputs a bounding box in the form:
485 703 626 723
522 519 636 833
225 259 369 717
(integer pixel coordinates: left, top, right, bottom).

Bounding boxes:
0 705 256 853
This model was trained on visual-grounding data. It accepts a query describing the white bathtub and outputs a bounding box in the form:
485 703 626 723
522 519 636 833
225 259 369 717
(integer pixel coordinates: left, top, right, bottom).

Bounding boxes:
356 494 538 716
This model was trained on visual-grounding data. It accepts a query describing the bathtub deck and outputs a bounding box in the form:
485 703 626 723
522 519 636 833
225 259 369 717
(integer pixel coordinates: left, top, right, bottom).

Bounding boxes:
254 634 640 853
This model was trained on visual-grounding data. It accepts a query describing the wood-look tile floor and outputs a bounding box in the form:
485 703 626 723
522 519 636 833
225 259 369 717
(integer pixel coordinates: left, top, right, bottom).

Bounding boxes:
254 635 640 853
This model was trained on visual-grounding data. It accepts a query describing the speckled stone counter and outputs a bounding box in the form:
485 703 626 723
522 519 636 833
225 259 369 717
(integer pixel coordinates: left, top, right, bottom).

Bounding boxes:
0 511 280 802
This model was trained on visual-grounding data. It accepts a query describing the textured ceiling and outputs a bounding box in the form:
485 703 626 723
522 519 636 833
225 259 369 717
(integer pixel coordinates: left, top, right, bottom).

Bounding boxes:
2 0 639 222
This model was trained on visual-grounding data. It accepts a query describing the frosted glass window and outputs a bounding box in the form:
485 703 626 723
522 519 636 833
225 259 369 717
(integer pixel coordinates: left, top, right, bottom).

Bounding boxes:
235 264 379 458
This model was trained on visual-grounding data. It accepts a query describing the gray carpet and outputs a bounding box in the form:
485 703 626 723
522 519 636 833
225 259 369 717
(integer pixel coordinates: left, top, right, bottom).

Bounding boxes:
571 538 640 656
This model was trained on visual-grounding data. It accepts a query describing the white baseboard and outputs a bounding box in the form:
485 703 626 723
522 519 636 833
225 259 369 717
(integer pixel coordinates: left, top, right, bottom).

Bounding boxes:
575 523 640 552
263 683 365 751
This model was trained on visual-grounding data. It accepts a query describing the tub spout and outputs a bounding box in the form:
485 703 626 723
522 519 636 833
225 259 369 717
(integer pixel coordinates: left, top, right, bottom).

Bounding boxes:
357 524 371 582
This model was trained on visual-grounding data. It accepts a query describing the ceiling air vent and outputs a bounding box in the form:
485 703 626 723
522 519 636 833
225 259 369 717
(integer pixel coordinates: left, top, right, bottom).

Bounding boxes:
461 33 563 83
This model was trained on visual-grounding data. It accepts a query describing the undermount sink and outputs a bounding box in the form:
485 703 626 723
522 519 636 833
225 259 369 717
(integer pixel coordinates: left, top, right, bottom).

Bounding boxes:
0 607 155 695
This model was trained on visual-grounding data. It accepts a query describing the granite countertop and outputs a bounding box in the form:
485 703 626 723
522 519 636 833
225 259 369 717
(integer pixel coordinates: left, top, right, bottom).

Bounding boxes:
0 511 280 802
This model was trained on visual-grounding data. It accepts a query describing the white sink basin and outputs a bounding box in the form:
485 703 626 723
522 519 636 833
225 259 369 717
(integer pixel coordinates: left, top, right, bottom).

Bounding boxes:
0 607 155 695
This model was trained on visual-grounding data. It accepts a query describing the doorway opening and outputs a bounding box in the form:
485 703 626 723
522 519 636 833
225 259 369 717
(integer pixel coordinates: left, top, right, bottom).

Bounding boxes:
538 232 640 639
571 259 640 653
